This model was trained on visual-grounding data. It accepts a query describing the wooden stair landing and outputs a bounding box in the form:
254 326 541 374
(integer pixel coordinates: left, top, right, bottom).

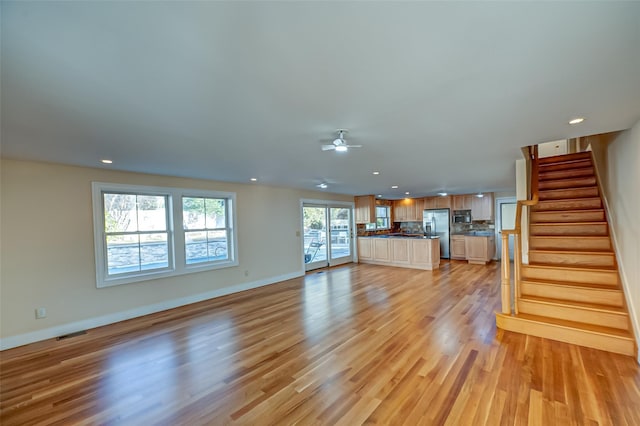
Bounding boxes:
498 151 637 357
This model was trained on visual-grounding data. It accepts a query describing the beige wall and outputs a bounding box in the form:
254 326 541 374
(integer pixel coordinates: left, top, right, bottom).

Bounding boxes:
603 122 640 357
0 159 352 346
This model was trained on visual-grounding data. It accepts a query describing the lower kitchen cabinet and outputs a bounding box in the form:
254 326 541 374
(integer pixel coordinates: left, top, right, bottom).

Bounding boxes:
357 237 440 270
390 238 411 265
464 235 495 265
373 238 391 262
451 235 466 260
357 238 372 261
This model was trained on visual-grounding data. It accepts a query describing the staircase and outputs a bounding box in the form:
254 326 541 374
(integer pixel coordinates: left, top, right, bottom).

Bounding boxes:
496 152 637 356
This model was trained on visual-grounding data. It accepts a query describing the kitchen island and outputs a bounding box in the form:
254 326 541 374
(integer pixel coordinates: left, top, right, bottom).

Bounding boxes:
357 235 440 270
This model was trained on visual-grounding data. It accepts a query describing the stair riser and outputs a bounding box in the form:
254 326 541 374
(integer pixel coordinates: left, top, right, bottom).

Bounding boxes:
522 266 618 286
530 223 608 236
538 152 592 165
538 159 593 172
520 282 624 307
518 300 629 330
533 199 602 211
529 237 612 251
538 176 597 190
529 252 616 268
496 314 635 356
531 210 605 223
539 168 594 181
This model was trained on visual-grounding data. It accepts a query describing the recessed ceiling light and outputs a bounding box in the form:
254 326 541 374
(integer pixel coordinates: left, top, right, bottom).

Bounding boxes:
372 171 380 175
438 192 448 196
377 194 382 198
476 193 484 198
405 192 410 195
317 183 328 189
391 185 399 189
569 117 585 125
100 159 113 164
335 145 348 152
250 178 257 182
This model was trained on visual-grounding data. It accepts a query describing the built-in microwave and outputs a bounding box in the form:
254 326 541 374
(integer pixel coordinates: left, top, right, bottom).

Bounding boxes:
452 210 472 223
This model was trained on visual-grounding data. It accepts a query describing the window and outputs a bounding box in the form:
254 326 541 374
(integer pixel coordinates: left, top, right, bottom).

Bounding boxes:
183 197 231 264
92 183 237 288
365 205 391 230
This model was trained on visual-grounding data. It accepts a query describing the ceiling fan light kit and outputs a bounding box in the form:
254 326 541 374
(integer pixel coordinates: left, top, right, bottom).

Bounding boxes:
321 129 362 152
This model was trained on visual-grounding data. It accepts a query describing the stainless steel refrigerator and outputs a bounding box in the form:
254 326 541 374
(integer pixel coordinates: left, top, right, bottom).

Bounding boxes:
423 208 450 259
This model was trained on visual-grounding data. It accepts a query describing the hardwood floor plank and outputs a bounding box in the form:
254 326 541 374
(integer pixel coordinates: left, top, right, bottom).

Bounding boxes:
1 262 639 425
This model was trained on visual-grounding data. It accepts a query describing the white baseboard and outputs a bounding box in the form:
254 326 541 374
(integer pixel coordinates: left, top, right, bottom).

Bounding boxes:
0 270 304 351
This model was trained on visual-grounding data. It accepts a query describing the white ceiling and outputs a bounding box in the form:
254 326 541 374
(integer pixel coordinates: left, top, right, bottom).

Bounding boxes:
2 2 639 199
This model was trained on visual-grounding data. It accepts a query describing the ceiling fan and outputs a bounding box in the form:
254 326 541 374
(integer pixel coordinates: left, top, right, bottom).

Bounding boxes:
321 129 362 152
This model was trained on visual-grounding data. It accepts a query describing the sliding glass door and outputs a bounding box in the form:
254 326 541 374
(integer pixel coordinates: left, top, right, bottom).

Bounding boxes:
303 203 353 271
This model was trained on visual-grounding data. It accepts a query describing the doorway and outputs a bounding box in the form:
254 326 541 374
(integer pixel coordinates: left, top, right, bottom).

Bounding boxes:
495 197 517 260
302 202 353 271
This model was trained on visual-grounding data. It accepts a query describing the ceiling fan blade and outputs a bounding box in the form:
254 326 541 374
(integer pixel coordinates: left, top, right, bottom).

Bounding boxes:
321 144 336 151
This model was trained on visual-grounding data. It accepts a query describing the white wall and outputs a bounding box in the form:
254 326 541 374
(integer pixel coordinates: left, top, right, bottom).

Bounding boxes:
604 122 640 361
0 159 352 348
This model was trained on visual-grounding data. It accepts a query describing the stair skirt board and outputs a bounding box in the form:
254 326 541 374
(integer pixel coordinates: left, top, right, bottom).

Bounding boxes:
517 298 629 330
528 250 616 267
538 187 599 200
529 236 612 251
520 280 625 307
530 209 606 223
496 313 636 356
521 265 619 286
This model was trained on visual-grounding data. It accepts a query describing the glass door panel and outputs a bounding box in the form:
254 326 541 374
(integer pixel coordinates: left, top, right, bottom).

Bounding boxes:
303 206 328 270
329 207 351 266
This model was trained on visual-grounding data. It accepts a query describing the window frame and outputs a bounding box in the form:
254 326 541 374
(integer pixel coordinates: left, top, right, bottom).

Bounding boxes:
182 196 233 266
92 182 238 288
365 205 391 230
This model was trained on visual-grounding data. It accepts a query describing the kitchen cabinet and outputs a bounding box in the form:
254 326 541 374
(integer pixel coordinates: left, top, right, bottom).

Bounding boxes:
357 237 440 270
357 237 372 260
423 197 436 210
435 195 452 210
471 193 494 221
355 195 376 224
390 238 411 265
453 194 473 211
393 198 421 222
451 235 466 260
464 235 495 265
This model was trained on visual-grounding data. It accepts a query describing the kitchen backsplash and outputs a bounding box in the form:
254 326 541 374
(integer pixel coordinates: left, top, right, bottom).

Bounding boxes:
357 220 495 236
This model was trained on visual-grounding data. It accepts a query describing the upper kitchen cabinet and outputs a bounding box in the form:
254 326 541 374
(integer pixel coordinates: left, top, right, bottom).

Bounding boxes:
453 194 473 211
435 195 452 210
471 193 494 221
423 197 436 210
393 198 422 222
355 195 376 224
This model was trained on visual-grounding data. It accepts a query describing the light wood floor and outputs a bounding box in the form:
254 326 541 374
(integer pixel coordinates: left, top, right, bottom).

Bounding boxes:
1 262 639 425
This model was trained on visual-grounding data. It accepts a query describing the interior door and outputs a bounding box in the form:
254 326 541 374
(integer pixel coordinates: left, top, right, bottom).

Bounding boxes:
497 201 517 260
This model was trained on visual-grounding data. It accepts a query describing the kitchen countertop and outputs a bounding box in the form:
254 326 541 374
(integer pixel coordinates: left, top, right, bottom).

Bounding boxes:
451 231 494 237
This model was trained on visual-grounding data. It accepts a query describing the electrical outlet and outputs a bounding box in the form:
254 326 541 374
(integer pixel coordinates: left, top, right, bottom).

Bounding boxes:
35 307 47 319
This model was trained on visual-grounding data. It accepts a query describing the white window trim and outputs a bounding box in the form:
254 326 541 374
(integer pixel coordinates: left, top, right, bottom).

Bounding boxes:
92 182 238 288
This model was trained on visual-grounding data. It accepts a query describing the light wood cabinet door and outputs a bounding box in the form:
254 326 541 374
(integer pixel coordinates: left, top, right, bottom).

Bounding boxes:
453 195 473 211
464 236 495 264
357 238 372 261
393 198 417 222
435 195 451 210
423 197 436 210
414 198 426 220
451 235 466 259
355 195 375 224
470 193 494 221
391 238 410 264
373 238 391 261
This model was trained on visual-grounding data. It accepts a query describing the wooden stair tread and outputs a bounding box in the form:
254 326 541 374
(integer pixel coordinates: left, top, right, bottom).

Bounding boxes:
519 295 627 313
530 221 608 226
520 278 622 291
529 248 614 255
525 263 617 272
529 235 610 240
499 313 633 339
532 208 604 214
538 152 591 164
